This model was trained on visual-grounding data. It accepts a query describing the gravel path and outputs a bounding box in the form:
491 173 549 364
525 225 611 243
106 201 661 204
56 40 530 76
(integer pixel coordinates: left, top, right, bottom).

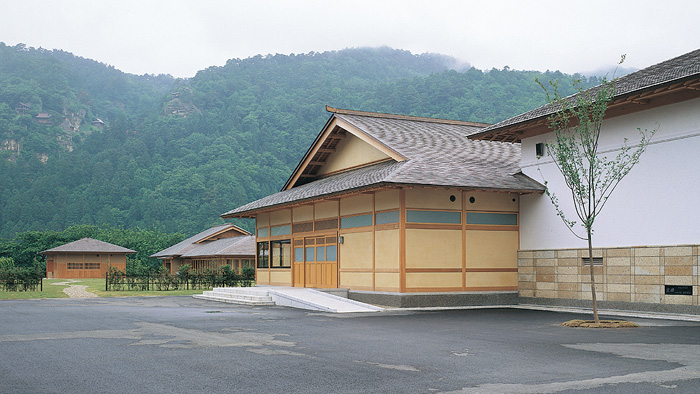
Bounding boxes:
51 280 98 298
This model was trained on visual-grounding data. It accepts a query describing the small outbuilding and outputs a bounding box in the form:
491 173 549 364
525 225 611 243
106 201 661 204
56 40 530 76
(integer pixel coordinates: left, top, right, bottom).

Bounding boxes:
40 238 135 279
151 224 255 274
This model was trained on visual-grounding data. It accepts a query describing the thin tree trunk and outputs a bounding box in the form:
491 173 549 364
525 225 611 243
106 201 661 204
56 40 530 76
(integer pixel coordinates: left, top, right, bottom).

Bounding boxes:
587 227 600 324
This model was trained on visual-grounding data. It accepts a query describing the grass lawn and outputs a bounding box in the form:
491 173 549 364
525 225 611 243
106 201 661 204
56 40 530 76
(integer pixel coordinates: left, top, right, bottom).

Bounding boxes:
0 278 213 300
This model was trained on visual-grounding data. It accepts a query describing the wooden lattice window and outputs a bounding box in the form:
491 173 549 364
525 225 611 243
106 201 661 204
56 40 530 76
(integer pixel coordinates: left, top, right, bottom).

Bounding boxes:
84 263 100 270
314 218 338 231
67 263 83 270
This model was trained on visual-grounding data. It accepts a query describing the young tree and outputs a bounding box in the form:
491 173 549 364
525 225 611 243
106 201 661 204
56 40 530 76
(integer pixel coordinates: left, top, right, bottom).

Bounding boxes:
537 57 656 324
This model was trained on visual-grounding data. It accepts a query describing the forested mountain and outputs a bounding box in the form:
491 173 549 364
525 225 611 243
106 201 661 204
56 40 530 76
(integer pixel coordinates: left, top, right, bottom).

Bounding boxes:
0 43 598 239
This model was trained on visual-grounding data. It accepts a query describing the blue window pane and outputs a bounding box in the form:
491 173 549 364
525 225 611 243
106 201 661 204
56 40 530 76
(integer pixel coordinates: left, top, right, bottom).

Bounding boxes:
376 210 399 225
270 225 291 236
257 228 269 237
340 214 373 229
326 245 337 261
406 210 461 224
305 247 315 262
466 212 518 226
294 247 304 263
316 246 326 261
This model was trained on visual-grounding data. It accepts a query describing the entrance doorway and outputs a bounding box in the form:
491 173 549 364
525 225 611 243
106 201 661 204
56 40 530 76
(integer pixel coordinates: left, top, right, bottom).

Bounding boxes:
293 235 338 288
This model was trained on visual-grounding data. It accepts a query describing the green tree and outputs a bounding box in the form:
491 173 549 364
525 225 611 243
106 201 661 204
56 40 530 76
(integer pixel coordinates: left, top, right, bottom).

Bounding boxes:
537 57 655 324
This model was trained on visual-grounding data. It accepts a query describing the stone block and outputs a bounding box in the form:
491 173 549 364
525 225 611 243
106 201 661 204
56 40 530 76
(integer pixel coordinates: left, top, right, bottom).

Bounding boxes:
581 283 604 293
634 284 661 295
665 266 693 276
536 274 555 283
535 289 555 298
536 266 555 275
634 266 661 276
518 266 534 275
663 246 693 257
634 247 661 257
535 250 555 259
518 281 534 290
606 248 632 257
581 266 604 276
634 256 661 266
557 282 581 292
518 258 534 267
536 282 555 290
665 256 693 266
518 274 533 283
519 290 535 298
664 294 694 305
607 284 631 293
634 275 662 285
535 258 555 267
607 257 631 266
607 292 631 302
578 249 603 258
557 258 580 267
518 250 535 259
607 275 630 284
557 274 579 283
633 293 662 303
557 290 579 300
665 276 693 286
555 249 578 258
557 266 578 275
607 266 631 276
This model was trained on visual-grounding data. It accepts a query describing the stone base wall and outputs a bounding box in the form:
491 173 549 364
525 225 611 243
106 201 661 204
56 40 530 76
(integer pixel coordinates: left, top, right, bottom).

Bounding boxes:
518 245 700 307
348 290 519 308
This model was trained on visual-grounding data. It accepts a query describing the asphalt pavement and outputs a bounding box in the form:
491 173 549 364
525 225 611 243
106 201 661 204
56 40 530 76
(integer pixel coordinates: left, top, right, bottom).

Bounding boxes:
1 296 699 393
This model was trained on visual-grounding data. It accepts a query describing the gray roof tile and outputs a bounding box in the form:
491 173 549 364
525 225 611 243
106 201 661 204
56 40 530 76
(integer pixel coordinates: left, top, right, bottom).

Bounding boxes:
223 111 544 217
474 48 700 138
40 238 136 254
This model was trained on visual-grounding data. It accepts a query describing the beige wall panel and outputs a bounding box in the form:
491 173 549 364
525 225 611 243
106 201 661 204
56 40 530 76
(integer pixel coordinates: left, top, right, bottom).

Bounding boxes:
406 272 462 288
405 188 462 210
315 201 339 219
339 272 373 288
340 194 373 216
269 270 292 285
375 272 400 290
375 189 400 211
375 229 399 270
317 134 389 175
256 213 269 229
256 269 271 285
293 206 314 222
467 272 517 287
269 209 292 225
339 232 373 269
466 230 519 268
464 191 519 212
406 229 462 269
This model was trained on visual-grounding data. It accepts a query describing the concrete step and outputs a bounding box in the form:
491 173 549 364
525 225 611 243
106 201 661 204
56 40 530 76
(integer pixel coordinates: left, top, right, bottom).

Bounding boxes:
193 287 275 306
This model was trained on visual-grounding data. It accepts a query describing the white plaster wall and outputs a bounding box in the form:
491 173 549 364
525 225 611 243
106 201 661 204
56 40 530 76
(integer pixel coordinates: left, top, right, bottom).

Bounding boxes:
520 97 700 250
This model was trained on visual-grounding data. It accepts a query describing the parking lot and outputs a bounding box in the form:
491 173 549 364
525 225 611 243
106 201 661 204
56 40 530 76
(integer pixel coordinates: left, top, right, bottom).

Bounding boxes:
1 296 699 393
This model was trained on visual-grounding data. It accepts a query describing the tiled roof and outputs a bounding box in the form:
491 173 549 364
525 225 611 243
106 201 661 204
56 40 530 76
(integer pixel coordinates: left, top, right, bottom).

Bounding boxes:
180 236 255 258
151 224 254 258
150 224 231 258
223 110 544 217
40 238 136 254
472 48 700 140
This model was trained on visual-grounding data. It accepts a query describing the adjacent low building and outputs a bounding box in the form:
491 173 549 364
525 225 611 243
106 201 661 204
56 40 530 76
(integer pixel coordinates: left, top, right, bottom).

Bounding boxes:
151 224 255 274
40 237 135 279
470 48 700 313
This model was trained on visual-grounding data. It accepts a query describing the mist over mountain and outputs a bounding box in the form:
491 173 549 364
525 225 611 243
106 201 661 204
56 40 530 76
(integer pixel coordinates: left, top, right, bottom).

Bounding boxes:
0 43 598 239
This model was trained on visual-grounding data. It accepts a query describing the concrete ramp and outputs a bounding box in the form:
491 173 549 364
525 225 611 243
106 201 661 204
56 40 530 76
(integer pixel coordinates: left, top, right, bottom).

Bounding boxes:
194 286 383 313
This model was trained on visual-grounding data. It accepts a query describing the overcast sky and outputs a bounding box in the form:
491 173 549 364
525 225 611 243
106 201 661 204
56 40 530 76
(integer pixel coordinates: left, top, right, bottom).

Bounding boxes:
1 0 699 78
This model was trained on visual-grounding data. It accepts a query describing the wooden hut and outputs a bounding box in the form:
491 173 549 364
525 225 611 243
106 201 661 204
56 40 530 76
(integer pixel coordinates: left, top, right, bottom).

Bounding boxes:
40 238 135 279
151 224 255 274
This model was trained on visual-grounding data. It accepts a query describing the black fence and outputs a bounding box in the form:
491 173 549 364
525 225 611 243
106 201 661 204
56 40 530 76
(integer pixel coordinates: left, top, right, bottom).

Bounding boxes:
105 268 254 291
0 271 43 292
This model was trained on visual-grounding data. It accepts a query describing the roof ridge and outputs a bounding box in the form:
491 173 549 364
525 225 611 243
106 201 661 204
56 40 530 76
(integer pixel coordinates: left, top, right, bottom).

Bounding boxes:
326 105 491 128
